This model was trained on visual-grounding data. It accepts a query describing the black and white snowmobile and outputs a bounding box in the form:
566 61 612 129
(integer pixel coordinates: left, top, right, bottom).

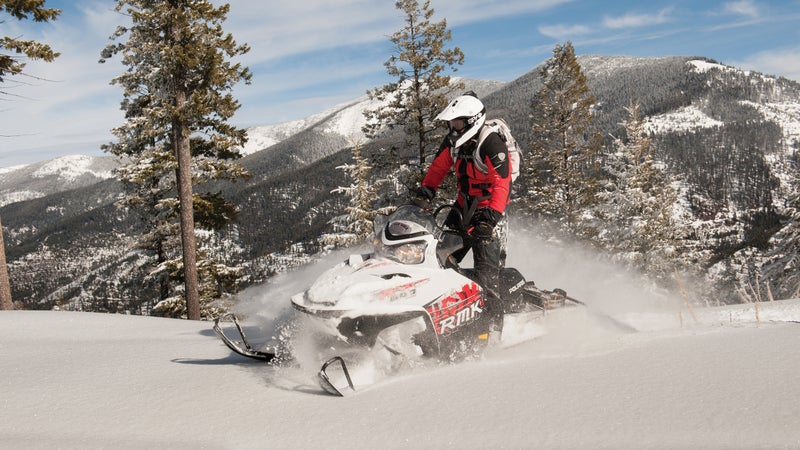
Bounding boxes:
214 204 583 396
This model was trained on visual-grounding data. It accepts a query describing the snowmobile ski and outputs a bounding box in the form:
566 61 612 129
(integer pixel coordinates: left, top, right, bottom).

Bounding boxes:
213 312 275 362
317 356 355 397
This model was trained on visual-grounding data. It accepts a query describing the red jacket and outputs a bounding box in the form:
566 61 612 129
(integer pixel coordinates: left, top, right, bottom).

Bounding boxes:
422 130 511 215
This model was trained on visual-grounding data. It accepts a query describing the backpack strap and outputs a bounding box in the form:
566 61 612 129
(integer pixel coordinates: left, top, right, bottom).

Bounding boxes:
470 126 493 175
449 126 491 175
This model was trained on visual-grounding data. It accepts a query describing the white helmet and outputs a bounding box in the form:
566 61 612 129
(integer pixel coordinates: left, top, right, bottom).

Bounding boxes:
435 93 486 148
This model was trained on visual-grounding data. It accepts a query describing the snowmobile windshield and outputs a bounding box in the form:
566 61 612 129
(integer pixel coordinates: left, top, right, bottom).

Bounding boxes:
373 205 438 265
374 205 438 237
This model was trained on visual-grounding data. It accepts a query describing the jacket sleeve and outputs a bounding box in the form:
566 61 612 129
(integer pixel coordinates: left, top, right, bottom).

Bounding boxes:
421 137 454 191
479 132 512 214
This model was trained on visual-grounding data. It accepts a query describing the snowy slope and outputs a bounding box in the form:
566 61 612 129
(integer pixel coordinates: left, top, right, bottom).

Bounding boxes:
645 59 800 140
1 231 799 449
643 104 724 134
238 97 374 155
1 302 798 449
0 155 120 207
3 233 797 449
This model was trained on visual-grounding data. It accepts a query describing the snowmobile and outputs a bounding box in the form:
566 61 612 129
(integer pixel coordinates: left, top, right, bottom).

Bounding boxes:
214 204 584 396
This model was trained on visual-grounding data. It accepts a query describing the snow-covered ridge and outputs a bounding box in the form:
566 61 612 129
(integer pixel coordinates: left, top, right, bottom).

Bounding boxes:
319 96 381 142
579 55 678 78
31 155 115 181
0 155 121 207
240 110 336 155
688 59 737 74
239 77 505 155
0 164 28 175
688 58 791 87
644 104 724 133
644 60 799 139
240 96 377 155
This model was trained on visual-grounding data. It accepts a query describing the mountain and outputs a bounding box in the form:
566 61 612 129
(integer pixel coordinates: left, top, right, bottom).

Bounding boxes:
235 77 505 181
0 155 121 207
2 56 800 312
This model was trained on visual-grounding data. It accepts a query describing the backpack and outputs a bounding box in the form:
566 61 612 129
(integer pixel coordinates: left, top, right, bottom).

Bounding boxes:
453 118 522 182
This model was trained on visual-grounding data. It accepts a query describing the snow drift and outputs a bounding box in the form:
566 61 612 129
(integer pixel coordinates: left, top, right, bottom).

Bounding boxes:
2 299 799 449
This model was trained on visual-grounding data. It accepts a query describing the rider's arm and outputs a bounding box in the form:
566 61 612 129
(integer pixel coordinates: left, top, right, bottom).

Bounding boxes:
421 138 454 192
479 132 511 214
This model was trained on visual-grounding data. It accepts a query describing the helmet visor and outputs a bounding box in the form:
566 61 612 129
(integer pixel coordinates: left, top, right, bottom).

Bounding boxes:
449 118 467 133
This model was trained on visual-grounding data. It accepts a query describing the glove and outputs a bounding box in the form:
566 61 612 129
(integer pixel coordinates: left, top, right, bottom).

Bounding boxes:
472 208 502 240
412 186 435 210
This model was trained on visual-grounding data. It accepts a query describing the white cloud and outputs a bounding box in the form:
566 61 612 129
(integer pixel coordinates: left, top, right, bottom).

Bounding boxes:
721 0 760 18
435 0 575 25
537 6 676 42
223 1 397 65
732 48 800 82
538 24 592 39
602 7 674 29
224 0 574 66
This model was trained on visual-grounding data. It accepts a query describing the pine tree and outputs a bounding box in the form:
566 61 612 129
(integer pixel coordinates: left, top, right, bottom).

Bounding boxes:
599 99 678 276
100 0 251 320
114 155 176 308
526 42 603 234
1 0 61 310
324 140 390 248
148 227 244 319
0 0 60 87
363 0 464 175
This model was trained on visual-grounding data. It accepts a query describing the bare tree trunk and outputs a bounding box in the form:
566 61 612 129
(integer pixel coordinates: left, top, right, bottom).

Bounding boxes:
173 90 201 320
0 215 13 310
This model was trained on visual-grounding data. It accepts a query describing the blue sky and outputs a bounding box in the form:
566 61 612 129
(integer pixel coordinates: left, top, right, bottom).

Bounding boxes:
2 0 799 168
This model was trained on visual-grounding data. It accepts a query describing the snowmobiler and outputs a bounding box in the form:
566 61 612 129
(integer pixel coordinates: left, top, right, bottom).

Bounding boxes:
414 91 513 339
214 204 580 396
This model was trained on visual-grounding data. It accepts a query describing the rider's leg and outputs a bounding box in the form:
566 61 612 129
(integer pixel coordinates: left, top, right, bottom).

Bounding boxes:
473 236 503 336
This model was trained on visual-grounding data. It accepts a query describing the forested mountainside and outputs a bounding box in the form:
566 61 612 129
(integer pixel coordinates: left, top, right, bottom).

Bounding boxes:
2 55 799 312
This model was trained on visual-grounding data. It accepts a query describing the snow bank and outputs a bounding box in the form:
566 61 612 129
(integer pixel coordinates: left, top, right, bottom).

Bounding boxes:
1 297 799 449
1 234 798 448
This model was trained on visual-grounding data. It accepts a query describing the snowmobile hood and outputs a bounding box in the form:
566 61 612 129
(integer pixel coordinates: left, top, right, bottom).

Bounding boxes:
291 206 469 319
291 254 436 317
